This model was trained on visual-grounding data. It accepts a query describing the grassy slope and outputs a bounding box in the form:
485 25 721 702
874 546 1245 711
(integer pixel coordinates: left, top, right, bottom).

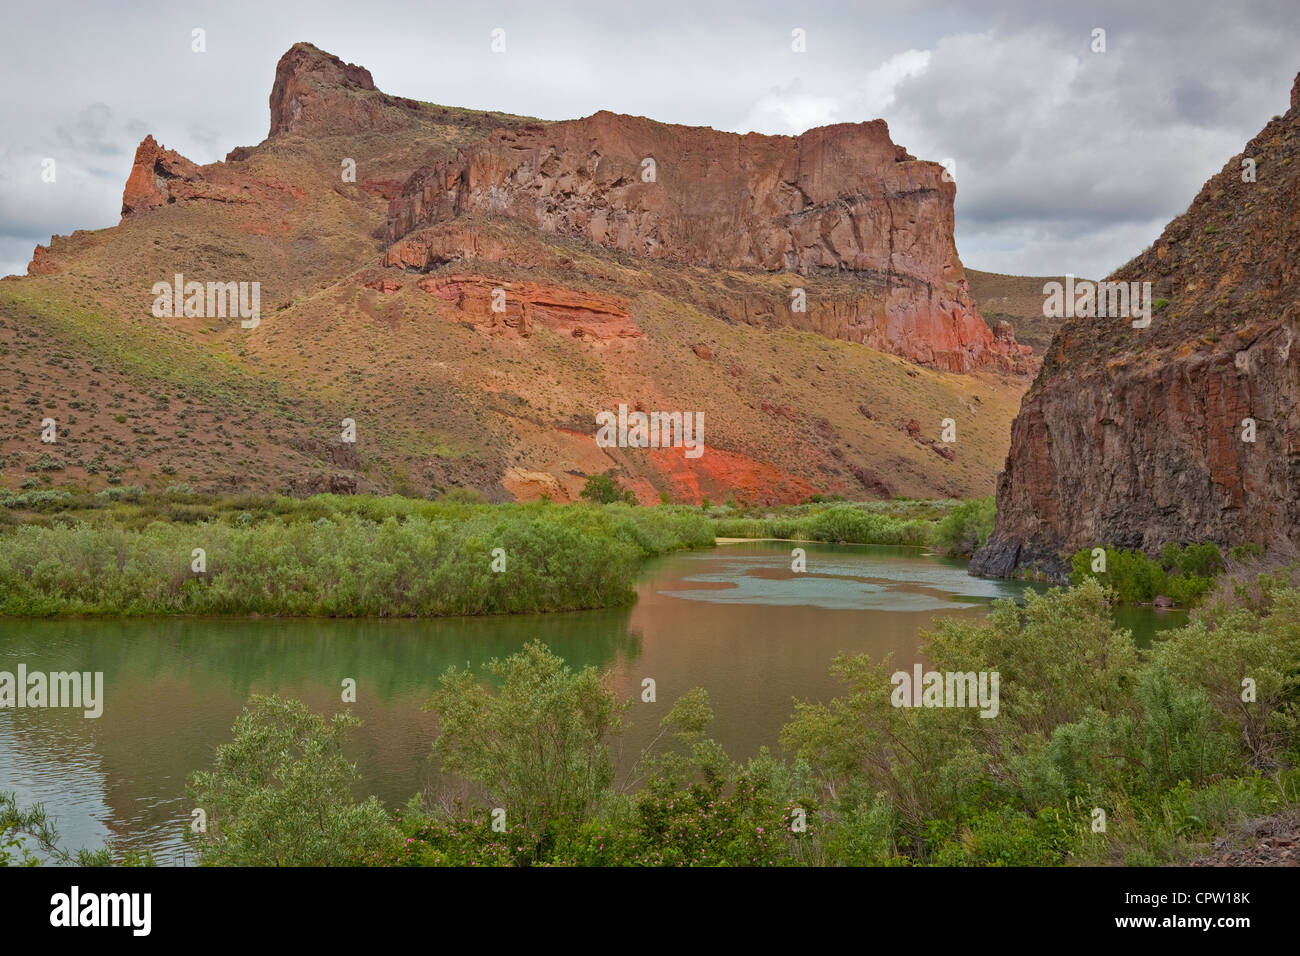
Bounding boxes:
2 221 1028 502
966 268 1077 355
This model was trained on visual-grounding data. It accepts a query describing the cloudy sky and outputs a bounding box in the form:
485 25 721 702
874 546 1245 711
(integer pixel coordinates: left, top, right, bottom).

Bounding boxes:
1 0 1296 278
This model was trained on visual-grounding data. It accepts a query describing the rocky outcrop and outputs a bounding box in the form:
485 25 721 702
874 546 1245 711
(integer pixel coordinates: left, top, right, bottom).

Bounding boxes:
119 135 267 218
383 222 518 272
685 277 1031 373
270 43 379 136
972 73 1300 578
8 41 1035 506
384 217 1031 371
120 135 204 216
26 243 58 275
267 42 490 140
415 273 640 342
385 112 1016 371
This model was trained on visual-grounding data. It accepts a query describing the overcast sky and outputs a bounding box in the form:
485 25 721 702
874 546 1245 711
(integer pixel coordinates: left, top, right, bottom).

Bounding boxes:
2 0 1296 279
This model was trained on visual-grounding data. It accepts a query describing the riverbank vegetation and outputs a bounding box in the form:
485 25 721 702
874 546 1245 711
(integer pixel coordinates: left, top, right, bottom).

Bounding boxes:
707 496 995 557
0 483 1255 618
0 488 996 617
1067 541 1263 608
172 573 1300 867
0 494 711 617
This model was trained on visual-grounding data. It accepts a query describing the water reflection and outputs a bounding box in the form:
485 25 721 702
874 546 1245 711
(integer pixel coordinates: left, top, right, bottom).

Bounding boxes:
0 541 1185 864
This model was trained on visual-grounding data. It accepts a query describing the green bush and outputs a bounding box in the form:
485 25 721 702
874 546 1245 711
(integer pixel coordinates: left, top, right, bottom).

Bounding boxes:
94 485 145 504
579 474 636 505
1150 590 1300 770
385 804 536 867
818 794 901 865
187 696 396 866
436 487 486 505
0 489 72 511
712 504 931 547
930 805 1082 867
1229 543 1265 562
1070 543 1220 606
0 498 712 617
933 498 995 556
428 642 624 840
785 579 1300 865
1159 542 1223 577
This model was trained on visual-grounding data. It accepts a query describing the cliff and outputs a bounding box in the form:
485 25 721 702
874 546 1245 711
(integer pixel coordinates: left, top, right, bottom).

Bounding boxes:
385 111 1024 372
972 72 1300 577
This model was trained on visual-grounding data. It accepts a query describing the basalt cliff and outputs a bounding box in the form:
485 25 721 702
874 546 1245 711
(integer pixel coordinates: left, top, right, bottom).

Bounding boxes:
972 73 1300 577
4 43 1034 504
383 111 1024 374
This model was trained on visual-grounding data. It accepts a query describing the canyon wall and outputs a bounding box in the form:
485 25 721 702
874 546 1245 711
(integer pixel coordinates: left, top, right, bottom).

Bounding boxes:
385 111 1019 372
972 74 1300 577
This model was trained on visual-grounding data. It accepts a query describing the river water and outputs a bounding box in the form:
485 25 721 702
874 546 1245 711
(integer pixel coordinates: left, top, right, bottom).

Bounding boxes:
0 541 1186 864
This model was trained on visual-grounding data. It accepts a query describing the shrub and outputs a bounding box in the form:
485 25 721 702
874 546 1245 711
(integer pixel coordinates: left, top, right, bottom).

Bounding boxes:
1070 543 1220 606
187 696 396 866
437 487 487 505
1150 591 1300 770
0 499 709 617
930 805 1082 867
934 498 995 556
95 485 144 504
1229 543 1265 562
427 642 625 839
580 474 636 505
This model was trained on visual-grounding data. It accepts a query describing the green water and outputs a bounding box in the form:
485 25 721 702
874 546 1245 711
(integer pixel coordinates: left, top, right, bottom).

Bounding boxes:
0 541 1184 864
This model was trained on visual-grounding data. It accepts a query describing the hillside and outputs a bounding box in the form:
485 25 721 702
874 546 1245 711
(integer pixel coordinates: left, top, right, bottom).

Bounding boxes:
1 42 1035 505
965 268 1072 356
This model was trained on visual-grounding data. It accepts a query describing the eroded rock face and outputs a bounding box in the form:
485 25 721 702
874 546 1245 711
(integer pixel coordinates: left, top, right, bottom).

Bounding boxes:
383 223 516 272
269 43 378 136
13 41 1033 506
26 244 58 276
415 273 640 342
121 135 204 216
385 112 1011 371
973 327 1300 578
687 277 1031 373
119 135 277 221
972 75 1300 578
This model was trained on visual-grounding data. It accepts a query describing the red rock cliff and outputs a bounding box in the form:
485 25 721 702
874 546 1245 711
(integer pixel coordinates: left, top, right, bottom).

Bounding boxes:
120 135 204 217
269 43 379 136
385 112 1015 372
972 73 1300 578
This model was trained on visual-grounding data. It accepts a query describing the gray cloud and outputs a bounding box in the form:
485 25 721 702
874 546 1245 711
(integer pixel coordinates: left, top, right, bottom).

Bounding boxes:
56 103 122 156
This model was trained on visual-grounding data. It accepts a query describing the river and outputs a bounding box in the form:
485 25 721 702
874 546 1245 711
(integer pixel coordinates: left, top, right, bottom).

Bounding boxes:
0 541 1186 864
